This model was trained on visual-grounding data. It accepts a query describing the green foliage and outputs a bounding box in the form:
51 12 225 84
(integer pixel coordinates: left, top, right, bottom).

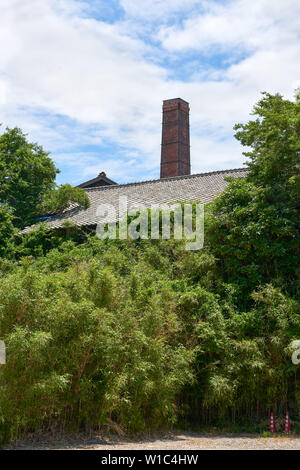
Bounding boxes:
0 127 90 229
234 92 300 188
0 127 58 228
0 235 298 443
38 184 90 215
0 205 15 257
207 92 300 301
200 285 299 419
0 241 192 442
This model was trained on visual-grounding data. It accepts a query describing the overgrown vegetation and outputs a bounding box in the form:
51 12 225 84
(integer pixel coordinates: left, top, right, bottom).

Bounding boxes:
0 92 299 443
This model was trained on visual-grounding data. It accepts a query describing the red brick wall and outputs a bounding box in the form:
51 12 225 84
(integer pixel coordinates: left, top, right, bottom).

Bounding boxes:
160 98 191 178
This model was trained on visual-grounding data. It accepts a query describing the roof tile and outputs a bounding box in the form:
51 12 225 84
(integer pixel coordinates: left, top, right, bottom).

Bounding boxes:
21 168 248 233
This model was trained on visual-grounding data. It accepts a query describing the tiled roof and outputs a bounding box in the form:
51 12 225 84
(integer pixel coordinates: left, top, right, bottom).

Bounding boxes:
20 168 249 233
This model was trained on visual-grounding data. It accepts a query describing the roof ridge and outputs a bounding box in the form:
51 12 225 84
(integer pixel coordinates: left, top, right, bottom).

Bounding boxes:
84 167 249 192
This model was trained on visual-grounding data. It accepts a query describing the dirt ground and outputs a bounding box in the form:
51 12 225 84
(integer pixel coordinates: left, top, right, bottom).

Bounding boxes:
5 432 300 450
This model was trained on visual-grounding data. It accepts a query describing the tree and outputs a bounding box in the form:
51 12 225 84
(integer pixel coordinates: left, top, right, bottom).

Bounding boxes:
207 92 300 301
0 127 58 228
38 184 90 215
0 127 90 229
0 205 15 257
234 92 300 189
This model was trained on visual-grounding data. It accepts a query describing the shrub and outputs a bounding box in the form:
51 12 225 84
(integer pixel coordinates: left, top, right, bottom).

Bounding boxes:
0 250 192 443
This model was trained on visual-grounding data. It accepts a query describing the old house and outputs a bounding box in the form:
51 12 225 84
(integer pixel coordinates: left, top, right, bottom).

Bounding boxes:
22 98 248 233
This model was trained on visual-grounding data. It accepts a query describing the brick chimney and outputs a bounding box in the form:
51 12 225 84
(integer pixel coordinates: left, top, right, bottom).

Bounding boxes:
160 98 191 178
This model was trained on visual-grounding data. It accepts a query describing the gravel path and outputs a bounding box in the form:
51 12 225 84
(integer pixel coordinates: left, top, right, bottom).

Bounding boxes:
5 432 300 450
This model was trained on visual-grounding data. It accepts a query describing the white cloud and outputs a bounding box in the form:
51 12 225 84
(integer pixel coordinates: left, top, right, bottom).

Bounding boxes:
156 0 300 148
0 0 299 184
0 0 169 170
120 0 200 20
159 0 300 52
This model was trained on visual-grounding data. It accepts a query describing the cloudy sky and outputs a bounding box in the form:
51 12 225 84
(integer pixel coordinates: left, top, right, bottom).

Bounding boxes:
1 0 299 185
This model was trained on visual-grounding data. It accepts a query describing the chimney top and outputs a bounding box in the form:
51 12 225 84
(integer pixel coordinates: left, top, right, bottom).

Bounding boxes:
163 97 189 105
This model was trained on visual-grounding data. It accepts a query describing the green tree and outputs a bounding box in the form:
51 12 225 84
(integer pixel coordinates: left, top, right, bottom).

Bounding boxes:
234 91 300 189
0 205 15 257
0 127 58 228
207 92 300 301
38 184 90 215
0 127 90 229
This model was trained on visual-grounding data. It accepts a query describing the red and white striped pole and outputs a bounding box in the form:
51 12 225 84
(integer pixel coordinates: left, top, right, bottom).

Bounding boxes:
270 412 276 434
284 411 291 434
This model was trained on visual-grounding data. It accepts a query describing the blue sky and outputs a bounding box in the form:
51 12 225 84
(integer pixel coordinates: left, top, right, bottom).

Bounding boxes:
1 0 300 185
